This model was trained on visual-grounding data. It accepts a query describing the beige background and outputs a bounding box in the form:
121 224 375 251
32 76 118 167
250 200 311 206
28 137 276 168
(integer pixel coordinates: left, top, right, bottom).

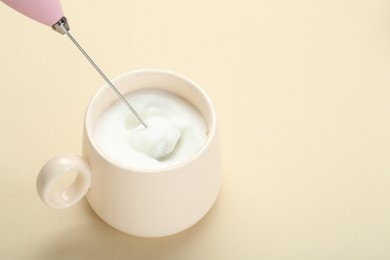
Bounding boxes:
1 0 390 259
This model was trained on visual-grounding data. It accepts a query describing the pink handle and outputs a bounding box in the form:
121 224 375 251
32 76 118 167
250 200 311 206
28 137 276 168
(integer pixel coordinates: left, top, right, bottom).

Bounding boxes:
1 0 64 26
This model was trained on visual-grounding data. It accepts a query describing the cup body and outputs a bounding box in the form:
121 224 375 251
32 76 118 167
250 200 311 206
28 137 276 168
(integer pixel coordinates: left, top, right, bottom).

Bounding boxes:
82 69 220 237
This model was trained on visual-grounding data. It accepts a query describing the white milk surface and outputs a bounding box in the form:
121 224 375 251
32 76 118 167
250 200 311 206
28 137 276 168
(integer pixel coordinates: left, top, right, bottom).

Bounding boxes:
94 88 208 169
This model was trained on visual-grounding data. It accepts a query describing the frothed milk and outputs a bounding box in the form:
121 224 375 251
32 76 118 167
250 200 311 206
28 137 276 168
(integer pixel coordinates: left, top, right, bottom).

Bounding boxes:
94 88 208 169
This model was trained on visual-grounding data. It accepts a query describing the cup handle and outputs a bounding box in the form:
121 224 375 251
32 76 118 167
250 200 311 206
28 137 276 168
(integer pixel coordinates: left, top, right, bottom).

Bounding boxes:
36 154 92 209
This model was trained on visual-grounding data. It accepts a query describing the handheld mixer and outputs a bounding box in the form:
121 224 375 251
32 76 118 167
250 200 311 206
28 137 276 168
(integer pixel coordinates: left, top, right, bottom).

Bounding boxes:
1 0 148 128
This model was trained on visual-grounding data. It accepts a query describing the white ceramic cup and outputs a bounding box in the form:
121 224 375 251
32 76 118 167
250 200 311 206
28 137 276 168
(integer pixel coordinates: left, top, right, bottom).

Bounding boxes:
36 69 221 237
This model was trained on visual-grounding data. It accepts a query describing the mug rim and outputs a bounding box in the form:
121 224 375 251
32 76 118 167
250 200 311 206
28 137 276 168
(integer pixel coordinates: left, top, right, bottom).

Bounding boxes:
84 69 217 173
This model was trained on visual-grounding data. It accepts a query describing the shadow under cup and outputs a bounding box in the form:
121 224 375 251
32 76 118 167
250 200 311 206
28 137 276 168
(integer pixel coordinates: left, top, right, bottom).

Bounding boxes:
83 70 221 237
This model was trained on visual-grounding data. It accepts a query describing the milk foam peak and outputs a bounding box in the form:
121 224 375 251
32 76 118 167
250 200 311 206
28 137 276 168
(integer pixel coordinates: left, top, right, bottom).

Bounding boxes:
94 88 208 169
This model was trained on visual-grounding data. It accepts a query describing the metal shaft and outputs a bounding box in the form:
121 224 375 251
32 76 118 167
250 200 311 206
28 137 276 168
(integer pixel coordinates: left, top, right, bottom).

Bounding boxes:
52 17 147 128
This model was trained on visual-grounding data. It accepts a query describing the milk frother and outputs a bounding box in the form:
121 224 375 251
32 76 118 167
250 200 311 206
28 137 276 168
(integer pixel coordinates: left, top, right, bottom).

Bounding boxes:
1 0 148 128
